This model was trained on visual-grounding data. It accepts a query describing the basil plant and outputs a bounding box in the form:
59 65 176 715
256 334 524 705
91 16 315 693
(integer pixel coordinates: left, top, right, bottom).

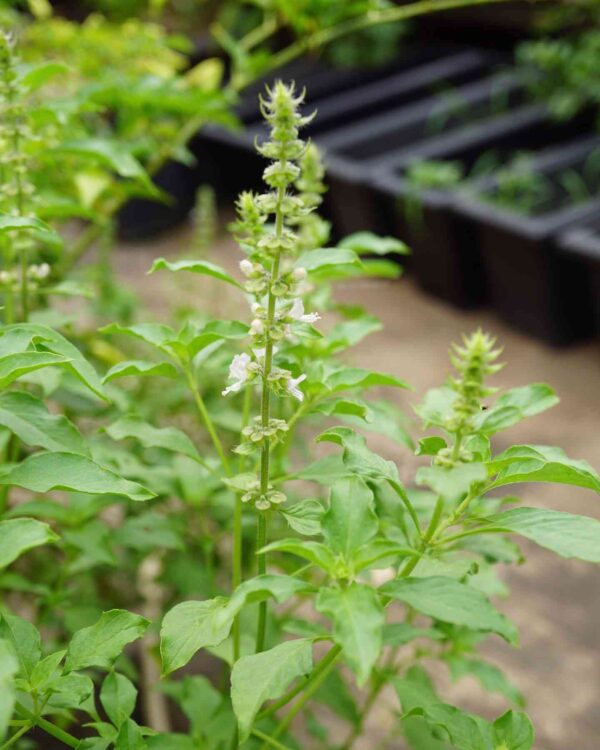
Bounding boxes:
0 72 598 750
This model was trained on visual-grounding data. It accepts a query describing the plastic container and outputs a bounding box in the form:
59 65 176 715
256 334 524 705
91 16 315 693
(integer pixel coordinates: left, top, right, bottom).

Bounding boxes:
454 135 600 345
319 70 530 237
369 107 595 307
558 217 600 336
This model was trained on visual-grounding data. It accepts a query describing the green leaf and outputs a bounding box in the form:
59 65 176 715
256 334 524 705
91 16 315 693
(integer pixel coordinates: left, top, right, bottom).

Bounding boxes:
317 427 399 483
160 575 312 675
19 61 69 91
0 391 88 455
484 507 600 563
114 512 183 552
322 477 377 560
101 323 176 351
339 400 414 449
114 718 146 750
292 454 350 485
488 445 600 493
0 351 70 389
260 539 336 572
169 320 249 359
382 577 518 644
313 397 370 419
103 360 179 383
29 650 66 691
296 247 361 275
316 583 384 685
417 463 488 501
280 499 324 536
317 315 382 355
339 231 409 256
415 386 457 428
445 656 524 706
0 614 41 681
476 384 558 434
0 518 58 569
47 672 95 712
0 639 18 741
416 437 447 457
2 324 106 399
54 139 152 187
105 416 202 463
492 710 534 750
0 453 155 502
65 610 150 672
404 703 489 750
0 213 60 242
231 639 313 741
383 623 445 647
100 672 138 728
149 258 242 288
325 367 410 393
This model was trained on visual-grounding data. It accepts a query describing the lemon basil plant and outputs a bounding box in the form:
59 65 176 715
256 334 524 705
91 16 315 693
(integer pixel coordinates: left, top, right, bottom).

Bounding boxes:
0 79 599 750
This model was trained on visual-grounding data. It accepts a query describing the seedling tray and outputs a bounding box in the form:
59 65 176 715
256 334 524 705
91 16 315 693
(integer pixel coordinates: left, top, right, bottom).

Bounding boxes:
558 217 600 336
368 108 594 308
193 45 499 201
319 70 532 238
454 135 600 345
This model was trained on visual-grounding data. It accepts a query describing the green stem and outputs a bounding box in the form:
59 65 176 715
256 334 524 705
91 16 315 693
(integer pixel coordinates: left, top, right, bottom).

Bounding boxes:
257 642 339 721
184 366 232 477
255 180 285 654
238 15 279 51
251 729 294 750
435 525 506 547
429 485 485 544
258 644 342 749
388 480 422 539
0 723 32 750
232 384 252 663
255 511 268 653
14 704 78 749
399 496 444 578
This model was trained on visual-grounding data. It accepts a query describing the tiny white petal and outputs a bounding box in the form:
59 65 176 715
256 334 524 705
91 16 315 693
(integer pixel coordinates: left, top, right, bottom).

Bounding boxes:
222 353 251 396
239 259 253 276
287 373 306 401
289 298 320 324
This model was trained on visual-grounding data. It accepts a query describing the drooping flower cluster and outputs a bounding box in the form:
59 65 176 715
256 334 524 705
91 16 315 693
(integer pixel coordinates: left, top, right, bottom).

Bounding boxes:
222 81 322 509
435 329 503 467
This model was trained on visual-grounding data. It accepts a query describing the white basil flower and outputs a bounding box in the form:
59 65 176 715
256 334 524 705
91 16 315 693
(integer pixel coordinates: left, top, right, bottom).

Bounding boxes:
287 373 306 401
289 298 320 324
222 353 252 396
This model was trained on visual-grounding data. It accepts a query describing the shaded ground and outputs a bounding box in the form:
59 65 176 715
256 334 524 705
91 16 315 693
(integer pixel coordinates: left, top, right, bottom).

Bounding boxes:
115 222 600 750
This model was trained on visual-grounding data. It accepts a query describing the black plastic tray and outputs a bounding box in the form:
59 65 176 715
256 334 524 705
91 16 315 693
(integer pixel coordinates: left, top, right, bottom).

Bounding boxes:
558 218 600 337
320 70 528 237
454 135 600 345
368 107 595 308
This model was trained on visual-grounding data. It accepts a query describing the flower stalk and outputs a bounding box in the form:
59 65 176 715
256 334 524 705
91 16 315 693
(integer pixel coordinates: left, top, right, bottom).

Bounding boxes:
223 81 318 654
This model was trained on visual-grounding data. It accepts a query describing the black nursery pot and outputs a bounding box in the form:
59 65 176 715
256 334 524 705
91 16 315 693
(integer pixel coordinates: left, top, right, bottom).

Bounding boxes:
558 218 600 336
368 107 595 309
192 45 500 201
319 70 529 239
454 135 600 345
